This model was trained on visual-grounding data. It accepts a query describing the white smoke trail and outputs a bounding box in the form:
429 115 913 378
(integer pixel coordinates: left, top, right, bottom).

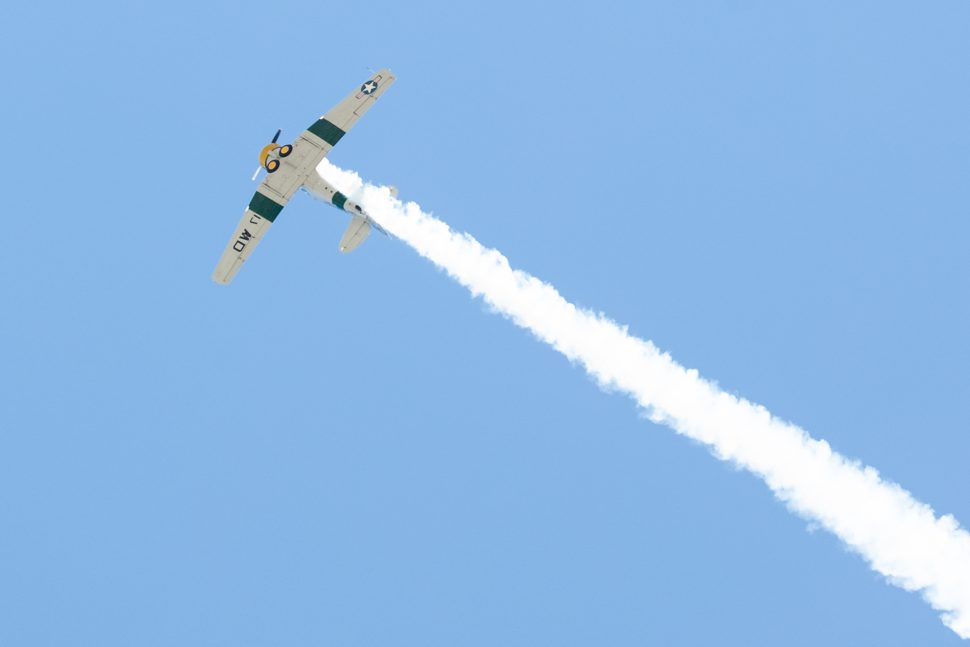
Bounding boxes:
317 159 970 638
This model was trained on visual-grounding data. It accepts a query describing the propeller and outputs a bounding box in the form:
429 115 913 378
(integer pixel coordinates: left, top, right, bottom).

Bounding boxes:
251 128 283 181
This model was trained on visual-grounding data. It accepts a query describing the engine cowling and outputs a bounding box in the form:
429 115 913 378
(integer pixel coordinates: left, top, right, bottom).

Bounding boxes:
258 143 279 169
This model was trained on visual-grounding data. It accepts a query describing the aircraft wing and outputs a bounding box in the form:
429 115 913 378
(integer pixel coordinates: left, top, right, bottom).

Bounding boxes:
211 192 281 284
212 69 395 284
295 68 397 178
259 68 397 205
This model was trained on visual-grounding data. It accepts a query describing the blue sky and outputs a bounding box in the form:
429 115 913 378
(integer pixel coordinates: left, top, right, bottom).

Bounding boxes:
2 1 969 644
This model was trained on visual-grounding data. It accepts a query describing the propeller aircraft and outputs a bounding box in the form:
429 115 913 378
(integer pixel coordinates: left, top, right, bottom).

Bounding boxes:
212 69 395 284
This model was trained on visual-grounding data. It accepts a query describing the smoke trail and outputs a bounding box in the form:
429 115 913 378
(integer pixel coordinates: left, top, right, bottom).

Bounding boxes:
317 159 970 638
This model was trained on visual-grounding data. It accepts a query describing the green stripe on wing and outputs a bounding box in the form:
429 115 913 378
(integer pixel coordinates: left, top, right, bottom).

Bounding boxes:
249 191 285 222
308 118 346 146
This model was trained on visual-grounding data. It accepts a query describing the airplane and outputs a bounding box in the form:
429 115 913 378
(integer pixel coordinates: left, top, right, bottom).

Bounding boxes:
212 69 396 284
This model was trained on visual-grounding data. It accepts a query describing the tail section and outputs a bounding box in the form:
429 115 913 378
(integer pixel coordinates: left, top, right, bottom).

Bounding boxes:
339 215 371 253
303 172 387 252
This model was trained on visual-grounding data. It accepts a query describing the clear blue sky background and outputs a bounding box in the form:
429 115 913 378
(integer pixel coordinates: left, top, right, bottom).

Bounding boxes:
2 1 968 645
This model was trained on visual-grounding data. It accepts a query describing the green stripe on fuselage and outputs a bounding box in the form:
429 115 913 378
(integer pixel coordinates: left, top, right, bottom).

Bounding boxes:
308 118 345 146
249 191 284 222
332 192 347 211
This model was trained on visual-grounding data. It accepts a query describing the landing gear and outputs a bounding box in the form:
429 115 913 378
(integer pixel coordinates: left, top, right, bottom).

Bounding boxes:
266 159 280 173
278 144 293 158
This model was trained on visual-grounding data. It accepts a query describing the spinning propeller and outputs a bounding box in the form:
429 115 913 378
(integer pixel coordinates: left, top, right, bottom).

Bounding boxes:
251 129 282 181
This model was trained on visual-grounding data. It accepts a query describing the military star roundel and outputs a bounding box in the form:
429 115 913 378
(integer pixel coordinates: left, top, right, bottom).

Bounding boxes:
360 80 379 95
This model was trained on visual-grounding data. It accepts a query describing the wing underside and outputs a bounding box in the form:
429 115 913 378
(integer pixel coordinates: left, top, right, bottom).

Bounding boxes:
211 205 275 285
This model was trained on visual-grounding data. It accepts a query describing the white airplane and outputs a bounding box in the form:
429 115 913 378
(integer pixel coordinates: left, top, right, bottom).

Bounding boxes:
212 69 396 284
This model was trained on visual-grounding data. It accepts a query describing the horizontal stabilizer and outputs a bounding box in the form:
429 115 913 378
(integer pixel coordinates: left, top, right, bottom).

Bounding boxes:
339 215 371 253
